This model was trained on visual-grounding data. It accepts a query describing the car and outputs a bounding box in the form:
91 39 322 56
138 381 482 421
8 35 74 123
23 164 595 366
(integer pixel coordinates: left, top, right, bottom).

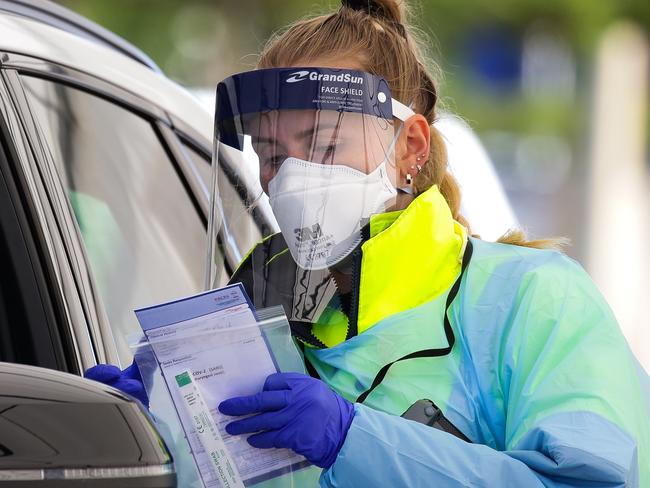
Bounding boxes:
0 0 214 484
0 362 176 487
0 0 517 485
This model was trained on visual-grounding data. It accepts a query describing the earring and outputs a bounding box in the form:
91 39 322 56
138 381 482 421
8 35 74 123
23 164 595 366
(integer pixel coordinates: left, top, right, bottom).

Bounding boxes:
406 173 413 185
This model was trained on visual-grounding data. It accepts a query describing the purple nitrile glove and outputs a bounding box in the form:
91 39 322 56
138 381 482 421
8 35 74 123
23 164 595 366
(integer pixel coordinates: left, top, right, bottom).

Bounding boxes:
84 362 149 408
218 372 355 469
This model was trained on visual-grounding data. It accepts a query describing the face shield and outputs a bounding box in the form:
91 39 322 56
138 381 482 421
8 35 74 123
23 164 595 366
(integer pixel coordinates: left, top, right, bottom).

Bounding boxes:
209 67 414 345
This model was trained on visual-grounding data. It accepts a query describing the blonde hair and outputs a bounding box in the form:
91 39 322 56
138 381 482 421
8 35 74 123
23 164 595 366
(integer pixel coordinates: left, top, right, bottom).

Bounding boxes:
258 0 565 250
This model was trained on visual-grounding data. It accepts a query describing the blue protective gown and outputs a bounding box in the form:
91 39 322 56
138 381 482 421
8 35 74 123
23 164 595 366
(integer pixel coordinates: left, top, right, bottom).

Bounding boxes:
297 186 650 487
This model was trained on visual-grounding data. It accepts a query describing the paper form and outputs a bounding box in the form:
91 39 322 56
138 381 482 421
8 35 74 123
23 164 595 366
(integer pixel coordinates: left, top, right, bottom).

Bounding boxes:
176 370 245 488
135 284 307 487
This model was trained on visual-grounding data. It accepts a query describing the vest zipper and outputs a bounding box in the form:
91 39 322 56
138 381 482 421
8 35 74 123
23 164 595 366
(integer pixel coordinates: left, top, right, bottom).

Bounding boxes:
346 247 363 339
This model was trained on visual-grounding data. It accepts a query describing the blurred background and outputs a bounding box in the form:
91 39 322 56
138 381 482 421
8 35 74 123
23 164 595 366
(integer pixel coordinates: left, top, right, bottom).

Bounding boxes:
55 0 649 369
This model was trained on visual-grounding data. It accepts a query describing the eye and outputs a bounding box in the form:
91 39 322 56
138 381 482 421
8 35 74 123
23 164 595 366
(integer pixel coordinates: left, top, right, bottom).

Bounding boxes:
318 143 340 163
262 154 286 170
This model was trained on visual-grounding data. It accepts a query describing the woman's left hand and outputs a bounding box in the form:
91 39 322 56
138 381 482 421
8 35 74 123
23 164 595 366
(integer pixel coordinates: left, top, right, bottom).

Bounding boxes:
218 372 355 469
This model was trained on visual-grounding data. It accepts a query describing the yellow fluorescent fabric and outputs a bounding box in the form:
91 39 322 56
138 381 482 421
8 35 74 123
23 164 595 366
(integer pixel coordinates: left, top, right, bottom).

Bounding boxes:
368 210 403 237
311 308 350 349
356 185 467 334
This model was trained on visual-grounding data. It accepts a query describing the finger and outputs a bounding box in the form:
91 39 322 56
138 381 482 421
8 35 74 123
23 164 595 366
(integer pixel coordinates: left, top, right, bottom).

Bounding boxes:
115 379 149 407
122 361 143 382
84 364 121 383
263 372 308 391
219 390 289 416
246 430 283 449
116 378 144 396
225 411 289 436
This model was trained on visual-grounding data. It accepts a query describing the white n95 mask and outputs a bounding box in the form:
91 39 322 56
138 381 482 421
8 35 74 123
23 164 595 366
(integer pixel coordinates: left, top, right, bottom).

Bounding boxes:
268 158 397 270
211 66 416 296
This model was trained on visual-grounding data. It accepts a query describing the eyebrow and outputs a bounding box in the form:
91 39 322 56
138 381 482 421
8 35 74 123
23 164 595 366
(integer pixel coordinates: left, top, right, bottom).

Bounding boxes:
252 123 340 146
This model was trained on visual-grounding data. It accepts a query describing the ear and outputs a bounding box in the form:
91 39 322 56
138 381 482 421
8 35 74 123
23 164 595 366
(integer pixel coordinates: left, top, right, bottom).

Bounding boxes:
396 114 430 184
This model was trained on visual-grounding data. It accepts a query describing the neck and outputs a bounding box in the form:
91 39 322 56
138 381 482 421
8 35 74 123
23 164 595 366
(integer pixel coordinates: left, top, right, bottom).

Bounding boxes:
390 189 415 211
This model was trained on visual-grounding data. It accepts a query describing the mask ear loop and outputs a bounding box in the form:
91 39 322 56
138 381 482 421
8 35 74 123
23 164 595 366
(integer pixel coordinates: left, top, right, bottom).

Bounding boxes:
391 99 417 194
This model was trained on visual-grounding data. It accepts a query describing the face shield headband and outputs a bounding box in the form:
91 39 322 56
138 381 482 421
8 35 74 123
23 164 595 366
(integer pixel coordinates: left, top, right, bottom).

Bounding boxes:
214 67 415 271
215 67 415 152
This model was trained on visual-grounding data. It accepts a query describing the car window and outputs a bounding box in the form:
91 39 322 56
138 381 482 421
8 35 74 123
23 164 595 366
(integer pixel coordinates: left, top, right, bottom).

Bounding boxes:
179 139 270 288
21 75 206 366
179 141 212 197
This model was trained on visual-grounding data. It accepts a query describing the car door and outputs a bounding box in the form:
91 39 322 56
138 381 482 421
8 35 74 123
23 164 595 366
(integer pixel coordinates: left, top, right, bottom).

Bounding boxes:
0 80 74 372
0 52 215 370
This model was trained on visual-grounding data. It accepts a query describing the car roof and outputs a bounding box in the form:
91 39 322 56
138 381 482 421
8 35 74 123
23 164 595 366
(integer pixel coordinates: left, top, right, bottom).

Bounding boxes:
0 0 160 72
0 8 213 143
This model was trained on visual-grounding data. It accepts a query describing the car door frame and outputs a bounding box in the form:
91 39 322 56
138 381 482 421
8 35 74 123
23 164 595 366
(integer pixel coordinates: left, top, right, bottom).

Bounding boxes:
0 80 74 372
0 51 212 372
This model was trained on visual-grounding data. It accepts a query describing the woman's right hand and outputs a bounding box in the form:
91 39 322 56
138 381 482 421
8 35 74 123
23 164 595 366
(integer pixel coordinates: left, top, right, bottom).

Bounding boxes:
84 362 149 408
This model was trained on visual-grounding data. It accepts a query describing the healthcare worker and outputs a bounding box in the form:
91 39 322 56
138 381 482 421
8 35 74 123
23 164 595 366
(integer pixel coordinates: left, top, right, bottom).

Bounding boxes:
87 0 650 486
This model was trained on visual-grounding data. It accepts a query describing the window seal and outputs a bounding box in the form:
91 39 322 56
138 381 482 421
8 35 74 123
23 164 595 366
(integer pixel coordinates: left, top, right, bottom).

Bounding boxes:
0 68 77 372
0 52 169 124
155 123 209 225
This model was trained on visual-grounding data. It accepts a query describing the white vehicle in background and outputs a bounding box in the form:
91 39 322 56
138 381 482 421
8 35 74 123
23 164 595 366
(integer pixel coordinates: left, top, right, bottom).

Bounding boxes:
435 115 517 241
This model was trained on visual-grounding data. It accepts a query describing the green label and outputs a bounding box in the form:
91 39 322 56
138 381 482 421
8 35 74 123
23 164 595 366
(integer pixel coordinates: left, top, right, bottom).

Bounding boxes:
175 371 192 387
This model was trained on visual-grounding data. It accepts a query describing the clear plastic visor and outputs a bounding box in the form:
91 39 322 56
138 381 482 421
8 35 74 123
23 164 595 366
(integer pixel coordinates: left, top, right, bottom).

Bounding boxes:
243 109 396 194
208 68 413 342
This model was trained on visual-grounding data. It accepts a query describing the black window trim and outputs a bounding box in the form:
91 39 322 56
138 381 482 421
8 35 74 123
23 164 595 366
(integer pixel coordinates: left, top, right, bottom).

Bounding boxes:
1 52 168 123
0 136 69 369
172 133 240 283
0 69 80 372
4 66 119 369
168 113 212 159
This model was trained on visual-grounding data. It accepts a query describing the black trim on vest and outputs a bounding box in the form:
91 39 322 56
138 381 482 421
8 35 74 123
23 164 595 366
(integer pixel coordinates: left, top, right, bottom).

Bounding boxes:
343 223 370 342
301 239 474 442
292 321 328 349
355 239 474 404
345 247 362 340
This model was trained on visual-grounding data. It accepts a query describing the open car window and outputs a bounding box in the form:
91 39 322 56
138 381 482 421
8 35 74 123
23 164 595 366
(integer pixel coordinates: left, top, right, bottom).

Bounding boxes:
20 75 206 365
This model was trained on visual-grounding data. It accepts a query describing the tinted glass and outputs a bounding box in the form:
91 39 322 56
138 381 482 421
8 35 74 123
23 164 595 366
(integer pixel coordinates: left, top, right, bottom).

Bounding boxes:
180 140 267 288
21 76 205 365
179 141 211 197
